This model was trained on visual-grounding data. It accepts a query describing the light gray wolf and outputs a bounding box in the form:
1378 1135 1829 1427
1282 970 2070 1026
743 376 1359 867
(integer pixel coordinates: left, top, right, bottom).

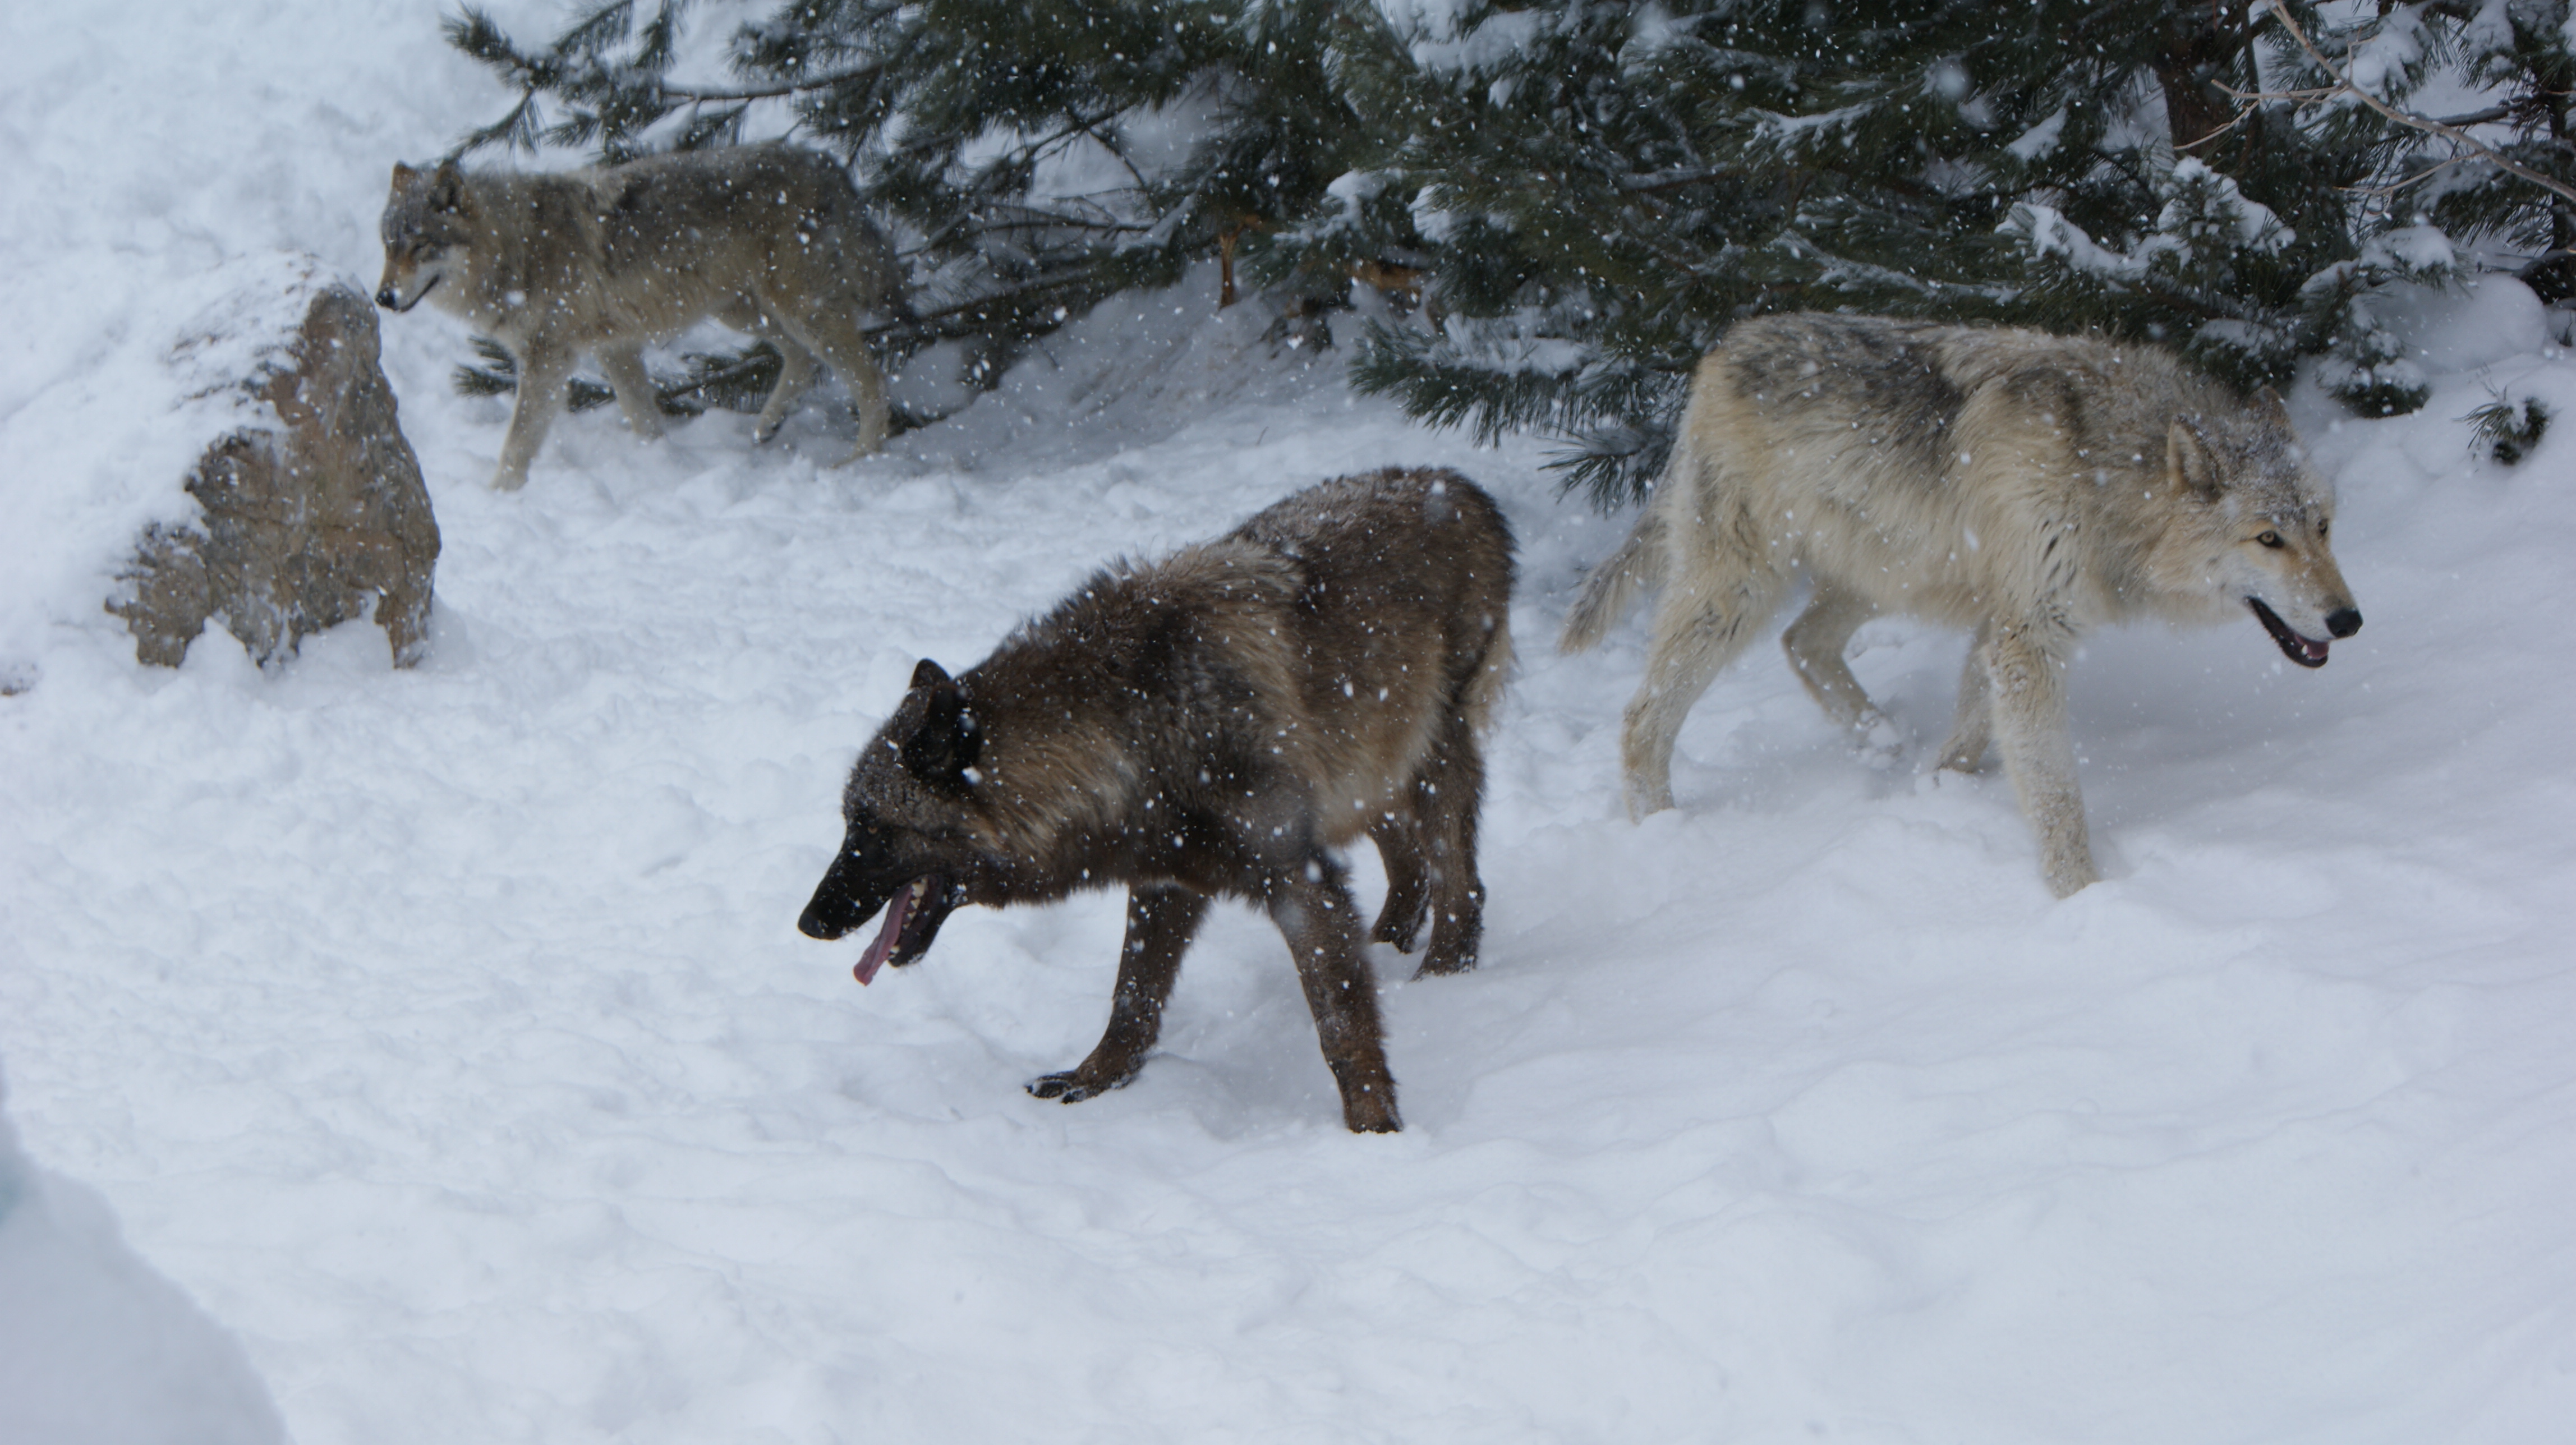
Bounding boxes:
798 468 1516 1133
1561 313 2362 898
375 144 898 490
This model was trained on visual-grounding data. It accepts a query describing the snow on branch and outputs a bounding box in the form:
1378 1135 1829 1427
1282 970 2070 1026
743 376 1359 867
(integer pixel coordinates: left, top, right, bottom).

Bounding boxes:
2213 0 2576 215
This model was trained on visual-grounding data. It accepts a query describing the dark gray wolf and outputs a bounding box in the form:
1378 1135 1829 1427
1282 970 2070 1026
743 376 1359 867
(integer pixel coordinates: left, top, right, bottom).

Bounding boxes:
1562 314 2362 897
375 144 897 490
799 468 1516 1133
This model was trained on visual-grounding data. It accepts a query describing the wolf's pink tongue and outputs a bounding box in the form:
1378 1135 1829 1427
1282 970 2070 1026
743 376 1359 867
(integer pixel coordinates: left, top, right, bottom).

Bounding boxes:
853 885 914 986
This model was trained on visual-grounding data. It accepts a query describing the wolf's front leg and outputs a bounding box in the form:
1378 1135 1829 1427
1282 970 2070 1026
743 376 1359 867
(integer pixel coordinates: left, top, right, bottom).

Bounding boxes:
750 337 819 445
493 342 572 491
1267 855 1400 1133
597 345 665 442
1029 884 1207 1104
1983 623 2098 896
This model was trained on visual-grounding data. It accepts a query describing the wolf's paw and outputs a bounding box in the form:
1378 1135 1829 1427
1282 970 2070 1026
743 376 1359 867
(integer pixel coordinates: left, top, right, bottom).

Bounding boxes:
1622 778 1677 821
2042 855 2101 899
1413 946 1478 979
1342 1094 1403 1134
1370 900 1426 954
1027 1068 1134 1104
1932 726 1991 774
1851 709 1907 770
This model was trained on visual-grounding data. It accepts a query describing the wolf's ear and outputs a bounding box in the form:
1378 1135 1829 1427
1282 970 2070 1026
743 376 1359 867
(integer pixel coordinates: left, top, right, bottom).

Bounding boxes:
429 159 469 214
2167 419 2223 502
900 664 981 788
2252 385 2296 430
392 162 419 187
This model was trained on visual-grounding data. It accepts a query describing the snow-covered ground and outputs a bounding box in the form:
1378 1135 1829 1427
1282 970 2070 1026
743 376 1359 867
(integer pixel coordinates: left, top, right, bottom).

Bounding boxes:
3 3 2572 1442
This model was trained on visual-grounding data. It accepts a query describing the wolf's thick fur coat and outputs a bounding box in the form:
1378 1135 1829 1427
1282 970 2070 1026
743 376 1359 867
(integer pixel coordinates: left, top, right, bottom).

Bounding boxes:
1563 313 2361 897
376 144 897 490
799 468 1516 1133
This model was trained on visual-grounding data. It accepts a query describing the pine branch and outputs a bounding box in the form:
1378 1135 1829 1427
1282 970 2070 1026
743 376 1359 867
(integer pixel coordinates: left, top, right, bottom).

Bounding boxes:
651 63 887 103
2255 0 2576 210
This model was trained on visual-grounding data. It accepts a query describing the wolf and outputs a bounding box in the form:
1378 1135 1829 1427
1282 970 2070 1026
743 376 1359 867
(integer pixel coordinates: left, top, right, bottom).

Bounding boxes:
375 143 898 491
1561 314 2362 898
798 468 1516 1133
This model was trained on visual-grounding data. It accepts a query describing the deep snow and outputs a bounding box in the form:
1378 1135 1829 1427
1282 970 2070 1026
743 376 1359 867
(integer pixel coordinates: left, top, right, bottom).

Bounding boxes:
2 4 2572 1443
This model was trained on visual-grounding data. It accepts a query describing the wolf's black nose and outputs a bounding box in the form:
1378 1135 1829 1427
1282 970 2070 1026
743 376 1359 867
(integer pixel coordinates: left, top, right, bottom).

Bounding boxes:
2325 607 2362 638
374 287 398 309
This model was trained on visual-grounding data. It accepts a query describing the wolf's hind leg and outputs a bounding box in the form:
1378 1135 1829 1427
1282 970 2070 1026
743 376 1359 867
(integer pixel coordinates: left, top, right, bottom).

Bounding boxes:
1029 884 1208 1104
1621 571 1783 817
770 305 889 462
597 345 665 442
1782 580 1901 760
1367 810 1429 955
1983 623 2099 896
1406 710 1489 977
1266 855 1401 1133
1935 619 1996 774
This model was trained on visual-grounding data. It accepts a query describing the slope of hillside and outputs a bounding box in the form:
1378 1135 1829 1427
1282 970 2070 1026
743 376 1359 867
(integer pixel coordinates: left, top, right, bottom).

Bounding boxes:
2 4 2570 1442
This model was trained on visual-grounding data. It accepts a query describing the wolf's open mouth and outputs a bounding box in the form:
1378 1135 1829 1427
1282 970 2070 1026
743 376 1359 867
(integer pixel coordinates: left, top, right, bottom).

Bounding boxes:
2248 598 2330 668
853 874 958 984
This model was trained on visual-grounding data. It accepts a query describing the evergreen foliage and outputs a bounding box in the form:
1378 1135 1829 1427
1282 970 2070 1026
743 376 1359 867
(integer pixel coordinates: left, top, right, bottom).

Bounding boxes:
1279 0 2576 507
440 1 2576 504
444 0 1373 397
2464 390 2551 464
2402 0 2576 303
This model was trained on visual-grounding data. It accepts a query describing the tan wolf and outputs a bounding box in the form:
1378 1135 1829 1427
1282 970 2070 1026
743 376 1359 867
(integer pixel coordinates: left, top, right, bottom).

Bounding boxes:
375 144 898 491
1561 314 2362 898
798 468 1516 1133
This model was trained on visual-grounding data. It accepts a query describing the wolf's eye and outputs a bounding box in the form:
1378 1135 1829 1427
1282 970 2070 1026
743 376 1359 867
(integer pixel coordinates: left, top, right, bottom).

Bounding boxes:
2256 530 2283 549
2317 519 2330 539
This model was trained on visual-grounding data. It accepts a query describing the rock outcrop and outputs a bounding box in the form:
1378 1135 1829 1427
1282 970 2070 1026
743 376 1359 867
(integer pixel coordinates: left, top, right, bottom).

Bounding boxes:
112 262 439 669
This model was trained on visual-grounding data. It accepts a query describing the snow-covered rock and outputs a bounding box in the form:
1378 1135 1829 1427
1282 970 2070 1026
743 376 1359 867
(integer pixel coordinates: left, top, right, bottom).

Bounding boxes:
110 253 438 670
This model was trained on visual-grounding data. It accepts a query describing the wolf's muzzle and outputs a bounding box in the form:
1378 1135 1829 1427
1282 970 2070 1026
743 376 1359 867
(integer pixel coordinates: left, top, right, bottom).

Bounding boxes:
375 274 438 312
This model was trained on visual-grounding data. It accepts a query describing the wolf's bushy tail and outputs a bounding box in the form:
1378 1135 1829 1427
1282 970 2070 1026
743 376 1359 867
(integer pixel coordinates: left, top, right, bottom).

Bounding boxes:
1459 610 1515 735
1558 509 1667 654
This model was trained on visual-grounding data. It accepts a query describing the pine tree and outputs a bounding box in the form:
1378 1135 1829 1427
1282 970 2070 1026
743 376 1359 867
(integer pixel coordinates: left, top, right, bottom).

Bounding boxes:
1287 0 2560 508
442 0 1372 411
439 1 2576 489
2399 0 2576 301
